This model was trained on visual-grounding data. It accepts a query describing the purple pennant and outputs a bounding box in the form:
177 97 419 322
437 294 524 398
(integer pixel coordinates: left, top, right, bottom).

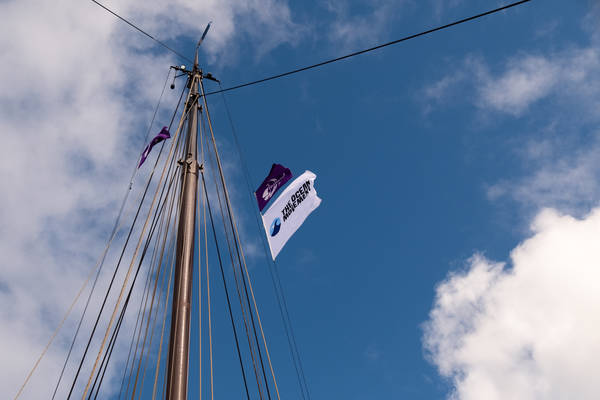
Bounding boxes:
255 163 292 211
138 127 170 168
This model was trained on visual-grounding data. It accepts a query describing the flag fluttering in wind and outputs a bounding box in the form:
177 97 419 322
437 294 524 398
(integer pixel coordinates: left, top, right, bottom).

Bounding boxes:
138 126 170 168
261 170 321 259
255 163 293 211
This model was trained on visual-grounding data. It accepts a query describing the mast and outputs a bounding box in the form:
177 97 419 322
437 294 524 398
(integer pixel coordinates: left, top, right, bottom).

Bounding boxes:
165 51 200 400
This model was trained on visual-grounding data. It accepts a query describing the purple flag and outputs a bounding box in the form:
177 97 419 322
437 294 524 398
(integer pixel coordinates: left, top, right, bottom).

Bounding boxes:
255 163 292 211
138 127 170 168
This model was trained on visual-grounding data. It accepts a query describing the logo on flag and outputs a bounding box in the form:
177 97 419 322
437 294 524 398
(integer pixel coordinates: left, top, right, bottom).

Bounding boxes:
261 170 321 259
255 164 292 211
270 218 281 236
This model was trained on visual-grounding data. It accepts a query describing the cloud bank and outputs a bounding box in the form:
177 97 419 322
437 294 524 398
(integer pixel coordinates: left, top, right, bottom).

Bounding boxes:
423 208 600 400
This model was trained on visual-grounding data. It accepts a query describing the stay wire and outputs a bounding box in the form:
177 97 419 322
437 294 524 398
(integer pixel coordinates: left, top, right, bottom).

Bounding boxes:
79 69 178 397
135 186 179 400
137 207 178 400
201 82 275 400
125 157 181 399
151 228 178 400
202 0 533 97
202 125 265 399
201 171 251 400
218 84 304 400
127 165 180 400
88 0 193 64
80 76 194 400
115 138 183 400
23 67 175 400
88 164 180 400
200 161 215 400
94 118 186 400
65 74 187 400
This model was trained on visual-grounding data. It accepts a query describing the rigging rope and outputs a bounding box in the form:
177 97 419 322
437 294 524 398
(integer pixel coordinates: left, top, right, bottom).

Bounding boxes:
201 80 280 400
89 167 183 399
200 168 215 400
89 161 180 400
14 66 177 400
218 83 309 399
65 75 189 400
130 168 180 399
151 236 177 400
79 77 194 400
201 171 252 400
113 137 183 400
202 127 266 399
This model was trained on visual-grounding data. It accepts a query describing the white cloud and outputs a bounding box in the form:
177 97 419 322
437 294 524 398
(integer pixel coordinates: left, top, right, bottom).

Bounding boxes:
325 0 408 51
0 0 300 398
431 0 465 19
422 20 600 215
487 132 600 216
477 55 560 115
423 208 600 400
424 48 600 117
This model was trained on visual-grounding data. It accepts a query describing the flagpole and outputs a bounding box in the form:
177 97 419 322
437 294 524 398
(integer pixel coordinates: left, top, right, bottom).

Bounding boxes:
165 50 200 400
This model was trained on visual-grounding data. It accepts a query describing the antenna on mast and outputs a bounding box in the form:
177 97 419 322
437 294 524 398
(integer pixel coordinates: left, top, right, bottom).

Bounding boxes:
195 22 212 62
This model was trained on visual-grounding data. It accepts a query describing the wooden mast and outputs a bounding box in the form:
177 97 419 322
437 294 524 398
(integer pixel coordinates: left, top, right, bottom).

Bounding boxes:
165 50 200 400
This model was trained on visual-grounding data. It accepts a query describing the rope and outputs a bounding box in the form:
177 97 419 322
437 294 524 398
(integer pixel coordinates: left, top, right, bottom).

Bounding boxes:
89 164 180 399
12 258 96 400
201 172 251 400
202 170 215 400
218 83 310 400
64 71 187 400
80 78 193 399
202 127 265 399
151 230 178 400
135 195 179 400
200 80 277 400
14 66 176 400
130 167 179 399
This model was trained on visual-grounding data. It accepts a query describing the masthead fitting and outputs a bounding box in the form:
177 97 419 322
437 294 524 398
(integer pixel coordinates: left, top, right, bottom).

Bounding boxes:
196 22 212 49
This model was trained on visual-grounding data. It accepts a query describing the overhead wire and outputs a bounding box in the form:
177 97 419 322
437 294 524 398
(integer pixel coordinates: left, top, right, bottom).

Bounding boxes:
88 0 531 98
88 0 193 64
201 0 533 97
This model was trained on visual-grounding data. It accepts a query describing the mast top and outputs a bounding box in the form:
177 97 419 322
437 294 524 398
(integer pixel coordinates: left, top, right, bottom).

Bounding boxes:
194 22 212 70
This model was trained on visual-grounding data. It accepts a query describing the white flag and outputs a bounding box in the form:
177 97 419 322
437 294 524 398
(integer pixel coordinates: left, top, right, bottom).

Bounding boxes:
261 170 321 259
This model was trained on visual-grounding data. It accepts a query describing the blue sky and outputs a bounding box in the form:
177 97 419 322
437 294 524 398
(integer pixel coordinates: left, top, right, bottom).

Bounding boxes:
2 1 600 399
